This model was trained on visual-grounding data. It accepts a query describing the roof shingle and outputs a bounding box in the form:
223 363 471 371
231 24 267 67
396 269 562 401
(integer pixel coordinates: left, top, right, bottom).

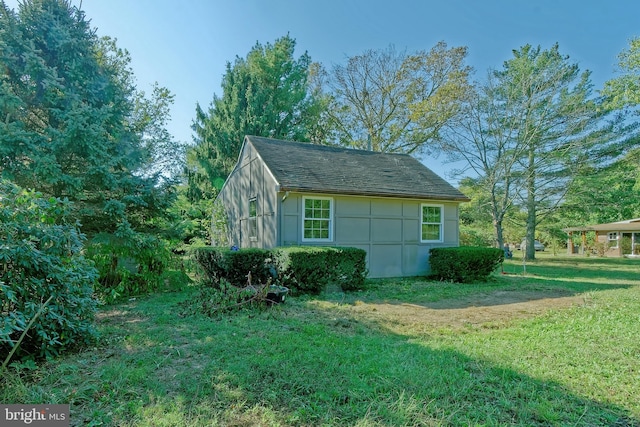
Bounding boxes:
245 136 469 202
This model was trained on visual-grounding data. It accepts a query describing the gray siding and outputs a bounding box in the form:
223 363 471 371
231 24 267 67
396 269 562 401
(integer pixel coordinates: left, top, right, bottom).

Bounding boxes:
278 192 460 278
216 137 466 278
217 142 278 249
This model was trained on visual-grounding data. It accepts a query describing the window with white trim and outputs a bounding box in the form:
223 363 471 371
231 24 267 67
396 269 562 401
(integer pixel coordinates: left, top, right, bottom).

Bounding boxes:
302 197 333 241
248 197 257 240
608 232 618 248
421 204 443 242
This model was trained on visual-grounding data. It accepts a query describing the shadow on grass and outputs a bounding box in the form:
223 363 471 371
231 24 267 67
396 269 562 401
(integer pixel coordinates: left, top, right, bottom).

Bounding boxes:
345 273 634 311
418 278 633 310
505 255 640 280
36 288 638 426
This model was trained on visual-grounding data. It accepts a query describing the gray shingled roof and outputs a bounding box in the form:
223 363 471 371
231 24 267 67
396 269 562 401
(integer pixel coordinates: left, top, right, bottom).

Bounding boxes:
246 135 470 202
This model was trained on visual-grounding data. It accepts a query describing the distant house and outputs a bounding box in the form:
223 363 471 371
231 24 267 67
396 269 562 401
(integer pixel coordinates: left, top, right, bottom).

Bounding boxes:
214 136 470 277
564 218 640 257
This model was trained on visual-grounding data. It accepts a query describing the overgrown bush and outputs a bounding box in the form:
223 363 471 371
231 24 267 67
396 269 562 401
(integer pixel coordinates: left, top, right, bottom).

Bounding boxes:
86 222 173 303
0 181 98 362
272 246 367 293
429 246 504 283
191 247 273 287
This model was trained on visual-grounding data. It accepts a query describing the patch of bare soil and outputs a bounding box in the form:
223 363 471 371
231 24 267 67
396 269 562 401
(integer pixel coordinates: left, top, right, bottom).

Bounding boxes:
347 290 588 332
95 304 147 327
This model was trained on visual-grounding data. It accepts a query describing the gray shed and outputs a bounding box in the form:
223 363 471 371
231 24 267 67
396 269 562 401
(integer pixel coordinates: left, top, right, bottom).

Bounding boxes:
214 135 470 277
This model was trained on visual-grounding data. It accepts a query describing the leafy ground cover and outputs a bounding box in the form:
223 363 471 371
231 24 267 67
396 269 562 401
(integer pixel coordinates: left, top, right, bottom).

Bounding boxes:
2 254 639 426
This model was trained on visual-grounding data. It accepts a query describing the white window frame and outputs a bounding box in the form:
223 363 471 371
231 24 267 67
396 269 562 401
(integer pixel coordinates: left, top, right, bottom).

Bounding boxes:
421 204 444 243
248 197 257 241
608 232 618 248
302 196 333 242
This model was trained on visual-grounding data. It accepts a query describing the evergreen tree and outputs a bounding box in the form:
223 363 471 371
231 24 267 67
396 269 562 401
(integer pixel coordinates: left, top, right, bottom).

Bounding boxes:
187 34 326 199
0 0 180 233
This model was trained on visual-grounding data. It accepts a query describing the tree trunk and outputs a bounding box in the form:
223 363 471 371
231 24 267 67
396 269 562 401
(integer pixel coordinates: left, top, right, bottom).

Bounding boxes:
525 148 536 260
493 218 504 249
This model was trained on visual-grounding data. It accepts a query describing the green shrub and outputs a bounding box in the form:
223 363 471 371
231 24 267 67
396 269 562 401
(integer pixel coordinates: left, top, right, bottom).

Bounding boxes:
429 246 504 283
191 247 272 287
271 247 332 294
192 246 367 294
329 247 368 291
272 246 367 293
0 181 98 362
86 223 173 303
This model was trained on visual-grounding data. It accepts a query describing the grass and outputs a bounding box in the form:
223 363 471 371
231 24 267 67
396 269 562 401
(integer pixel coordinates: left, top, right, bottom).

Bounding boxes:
2 255 639 426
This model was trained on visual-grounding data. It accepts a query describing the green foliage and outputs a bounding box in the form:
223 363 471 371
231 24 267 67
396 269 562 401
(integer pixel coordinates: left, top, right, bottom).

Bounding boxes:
187 34 326 200
497 44 625 260
210 198 229 247
441 43 626 257
86 223 172 303
191 246 367 293
561 148 640 226
429 246 504 283
602 36 640 112
325 42 472 153
0 0 180 235
0 180 98 361
273 246 368 293
459 225 494 247
4 257 638 425
330 247 368 291
191 247 273 288
177 279 280 319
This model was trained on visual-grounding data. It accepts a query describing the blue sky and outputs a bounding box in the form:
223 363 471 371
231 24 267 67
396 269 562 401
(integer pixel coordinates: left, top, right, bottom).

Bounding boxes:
5 0 639 180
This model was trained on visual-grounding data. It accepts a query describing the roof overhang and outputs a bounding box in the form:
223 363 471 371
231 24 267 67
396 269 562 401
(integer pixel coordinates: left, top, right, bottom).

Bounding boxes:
564 220 640 233
277 186 471 202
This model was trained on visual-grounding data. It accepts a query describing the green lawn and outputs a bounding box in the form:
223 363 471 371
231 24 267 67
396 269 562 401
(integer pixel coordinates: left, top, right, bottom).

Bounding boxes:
3 255 639 426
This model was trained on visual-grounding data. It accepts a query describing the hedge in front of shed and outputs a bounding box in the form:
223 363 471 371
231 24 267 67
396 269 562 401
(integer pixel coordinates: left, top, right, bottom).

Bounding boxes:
331 247 368 291
429 246 504 283
272 246 367 294
191 246 272 287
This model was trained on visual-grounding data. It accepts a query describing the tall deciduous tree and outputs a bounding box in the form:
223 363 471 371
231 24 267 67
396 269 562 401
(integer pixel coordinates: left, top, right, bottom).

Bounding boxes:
0 0 180 233
188 35 326 199
439 44 623 258
439 76 530 249
324 42 472 153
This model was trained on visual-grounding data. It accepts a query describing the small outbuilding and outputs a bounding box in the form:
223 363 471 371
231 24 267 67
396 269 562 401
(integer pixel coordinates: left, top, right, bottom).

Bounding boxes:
214 136 470 277
564 218 640 257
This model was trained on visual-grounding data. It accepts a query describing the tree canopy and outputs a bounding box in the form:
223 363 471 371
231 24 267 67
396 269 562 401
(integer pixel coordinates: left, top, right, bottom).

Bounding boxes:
187 34 326 199
602 36 640 112
438 44 626 257
323 42 473 154
0 0 180 233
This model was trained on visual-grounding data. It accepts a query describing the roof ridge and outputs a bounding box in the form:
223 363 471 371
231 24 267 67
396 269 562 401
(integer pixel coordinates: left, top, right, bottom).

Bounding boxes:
245 135 416 158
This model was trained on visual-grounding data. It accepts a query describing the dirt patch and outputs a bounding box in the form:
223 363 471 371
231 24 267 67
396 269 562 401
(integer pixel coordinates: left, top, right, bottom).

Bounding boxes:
344 290 588 332
95 307 147 326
